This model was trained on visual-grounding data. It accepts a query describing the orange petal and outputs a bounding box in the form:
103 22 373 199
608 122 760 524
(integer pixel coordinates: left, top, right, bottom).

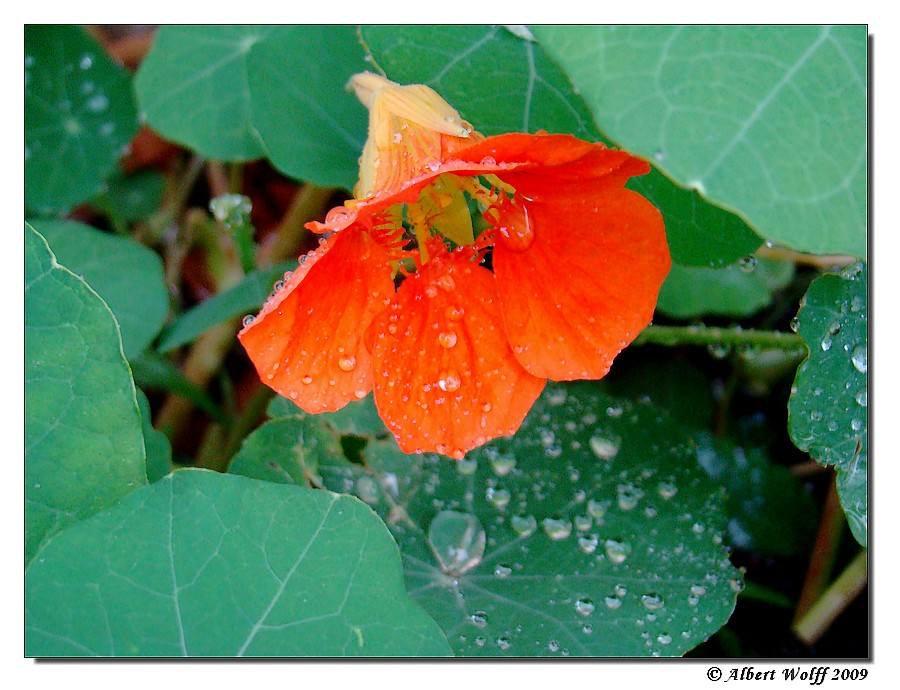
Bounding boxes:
365 251 545 458
238 227 395 413
493 187 670 380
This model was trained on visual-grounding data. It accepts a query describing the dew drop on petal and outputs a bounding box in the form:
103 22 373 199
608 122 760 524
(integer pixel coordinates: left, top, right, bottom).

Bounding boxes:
438 331 458 348
338 356 357 372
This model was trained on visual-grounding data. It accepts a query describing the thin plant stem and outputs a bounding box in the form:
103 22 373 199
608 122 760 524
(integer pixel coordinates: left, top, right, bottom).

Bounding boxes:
793 475 845 623
793 550 868 645
756 244 858 270
255 184 335 267
634 324 805 351
138 153 206 246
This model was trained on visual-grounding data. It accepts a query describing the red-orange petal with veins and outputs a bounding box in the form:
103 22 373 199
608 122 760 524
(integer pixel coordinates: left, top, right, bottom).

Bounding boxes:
238 227 396 413
493 186 670 381
365 251 546 458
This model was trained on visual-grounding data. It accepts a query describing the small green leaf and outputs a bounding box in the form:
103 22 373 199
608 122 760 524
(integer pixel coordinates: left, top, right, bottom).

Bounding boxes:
318 383 740 657
788 262 868 546
268 393 388 439
25 470 452 657
362 24 762 268
136 389 172 483
229 416 347 485
246 25 370 188
30 219 169 359
135 26 286 161
25 224 147 564
92 168 166 224
26 25 139 214
657 257 795 319
157 260 294 353
534 25 867 257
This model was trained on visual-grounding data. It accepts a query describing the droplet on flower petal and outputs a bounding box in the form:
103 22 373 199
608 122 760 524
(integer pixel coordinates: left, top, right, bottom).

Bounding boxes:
438 331 458 348
338 356 357 372
438 371 461 392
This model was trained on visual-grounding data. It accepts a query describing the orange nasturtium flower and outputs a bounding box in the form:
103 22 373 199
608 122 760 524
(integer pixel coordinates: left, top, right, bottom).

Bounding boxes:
239 73 670 459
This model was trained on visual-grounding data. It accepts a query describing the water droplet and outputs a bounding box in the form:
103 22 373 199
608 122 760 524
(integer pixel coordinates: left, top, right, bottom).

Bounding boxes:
589 433 621 460
438 371 461 392
488 451 516 476
427 511 486 576
480 156 497 166
604 539 630 564
690 585 707 597
855 388 868 407
86 94 108 112
241 314 255 327
657 633 672 645
657 480 678 499
582 624 593 635
325 206 352 226
574 514 592 531
577 534 599 554
789 316 800 333
486 486 511 509
338 355 357 372
851 417 863 432
542 517 572 541
547 639 560 652
469 611 489 628
641 593 664 610
438 331 458 348
820 334 833 352
79 53 93 69
355 476 379 504
851 344 867 374
617 483 644 510
496 636 512 651
575 598 596 616
546 388 568 405
445 305 464 321
494 564 512 578
301 375 313 385
456 456 478 475
510 514 537 538
738 255 758 272
587 499 607 519
604 596 622 610
707 342 732 359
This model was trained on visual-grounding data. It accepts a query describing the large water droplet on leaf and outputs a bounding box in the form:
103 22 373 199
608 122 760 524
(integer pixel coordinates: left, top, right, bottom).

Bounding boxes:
427 510 486 576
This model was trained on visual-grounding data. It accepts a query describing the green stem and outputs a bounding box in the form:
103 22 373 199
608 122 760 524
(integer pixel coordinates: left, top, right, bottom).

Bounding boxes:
793 550 868 645
634 324 805 351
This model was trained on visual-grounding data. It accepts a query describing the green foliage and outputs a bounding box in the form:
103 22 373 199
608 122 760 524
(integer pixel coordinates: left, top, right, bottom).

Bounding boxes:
25 470 452 657
788 262 868 546
361 24 763 268
157 260 295 353
24 24 870 660
238 384 742 657
534 25 867 257
25 25 139 214
25 224 147 564
657 257 795 319
29 219 169 359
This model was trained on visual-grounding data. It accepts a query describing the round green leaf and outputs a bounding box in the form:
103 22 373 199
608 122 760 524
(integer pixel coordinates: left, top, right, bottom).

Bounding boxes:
25 224 147 564
135 25 286 161
246 25 370 188
657 257 795 319
29 219 169 359
534 25 867 257
25 470 451 657
319 383 741 657
267 392 389 439
361 24 762 268
788 262 868 546
25 25 139 214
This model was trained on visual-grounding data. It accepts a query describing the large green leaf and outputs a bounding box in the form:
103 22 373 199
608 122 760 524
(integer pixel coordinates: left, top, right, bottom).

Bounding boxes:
157 260 294 353
246 25 370 188
30 219 169 359
361 24 762 268
788 262 868 546
251 383 741 657
135 25 286 161
25 470 452 657
25 224 147 564
657 257 795 319
25 25 139 214
534 25 867 257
